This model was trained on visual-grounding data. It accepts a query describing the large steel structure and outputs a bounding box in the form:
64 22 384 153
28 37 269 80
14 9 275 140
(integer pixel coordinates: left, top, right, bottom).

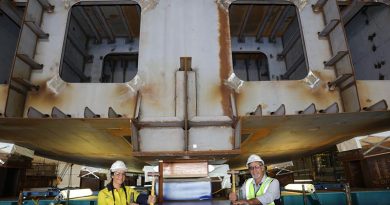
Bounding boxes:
0 0 389 171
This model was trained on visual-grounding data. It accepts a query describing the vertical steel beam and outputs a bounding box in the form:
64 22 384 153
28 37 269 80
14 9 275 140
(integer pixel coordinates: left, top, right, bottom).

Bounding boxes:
37 0 54 13
158 160 164 204
238 5 253 42
269 6 291 42
70 12 89 41
255 6 273 42
67 34 90 61
180 57 192 151
63 56 90 81
278 30 300 59
302 184 308 205
117 6 134 42
79 7 102 43
244 59 250 81
283 54 305 79
344 183 352 205
0 0 22 26
341 0 364 25
321 0 360 112
312 0 329 12
93 6 115 43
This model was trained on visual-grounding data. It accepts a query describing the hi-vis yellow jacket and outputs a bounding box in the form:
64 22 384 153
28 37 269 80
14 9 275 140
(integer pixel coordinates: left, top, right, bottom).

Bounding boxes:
98 185 142 205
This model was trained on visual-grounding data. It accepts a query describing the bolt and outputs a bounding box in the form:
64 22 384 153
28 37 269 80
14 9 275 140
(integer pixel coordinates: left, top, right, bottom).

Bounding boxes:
368 33 376 41
379 73 385 80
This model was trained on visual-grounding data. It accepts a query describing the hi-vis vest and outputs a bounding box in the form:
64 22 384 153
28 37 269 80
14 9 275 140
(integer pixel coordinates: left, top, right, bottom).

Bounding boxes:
245 177 275 205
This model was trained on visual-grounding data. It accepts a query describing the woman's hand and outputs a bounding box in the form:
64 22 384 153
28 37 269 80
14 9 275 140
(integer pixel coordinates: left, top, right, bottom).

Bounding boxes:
147 195 156 204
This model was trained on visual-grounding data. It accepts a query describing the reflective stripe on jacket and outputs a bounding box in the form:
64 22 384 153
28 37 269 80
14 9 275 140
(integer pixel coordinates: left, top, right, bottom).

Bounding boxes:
98 186 140 205
245 177 275 205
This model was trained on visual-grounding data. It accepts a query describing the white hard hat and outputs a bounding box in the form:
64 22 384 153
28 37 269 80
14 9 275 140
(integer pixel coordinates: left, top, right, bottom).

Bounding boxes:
110 160 128 172
246 154 264 166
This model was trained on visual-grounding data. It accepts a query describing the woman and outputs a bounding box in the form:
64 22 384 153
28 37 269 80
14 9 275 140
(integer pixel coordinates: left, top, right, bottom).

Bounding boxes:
98 160 156 205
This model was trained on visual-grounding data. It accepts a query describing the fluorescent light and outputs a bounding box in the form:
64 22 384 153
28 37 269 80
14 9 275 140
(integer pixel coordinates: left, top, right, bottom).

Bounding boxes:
60 189 93 199
284 184 315 193
294 179 313 183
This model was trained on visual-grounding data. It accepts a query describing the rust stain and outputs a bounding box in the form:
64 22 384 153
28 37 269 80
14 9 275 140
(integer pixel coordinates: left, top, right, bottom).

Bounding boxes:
236 85 270 113
241 128 271 152
115 84 131 96
355 81 370 107
115 85 136 104
28 78 68 108
0 86 7 97
218 5 233 117
107 127 132 137
318 133 351 148
140 79 167 110
236 73 341 114
114 84 137 116
0 86 8 114
291 70 339 107
118 100 135 116
141 82 154 95
236 87 245 110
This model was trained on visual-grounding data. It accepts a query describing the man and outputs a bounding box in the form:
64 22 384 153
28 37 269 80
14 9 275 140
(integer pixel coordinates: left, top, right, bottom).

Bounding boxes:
229 154 281 205
98 160 156 205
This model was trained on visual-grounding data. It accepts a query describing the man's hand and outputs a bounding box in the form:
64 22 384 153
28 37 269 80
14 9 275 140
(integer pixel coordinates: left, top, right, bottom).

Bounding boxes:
229 192 238 202
232 199 260 205
232 200 248 205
